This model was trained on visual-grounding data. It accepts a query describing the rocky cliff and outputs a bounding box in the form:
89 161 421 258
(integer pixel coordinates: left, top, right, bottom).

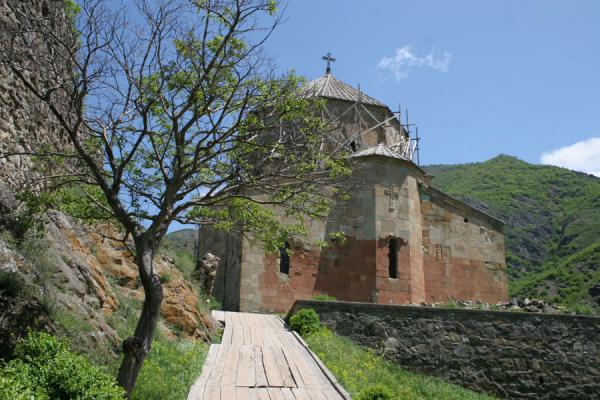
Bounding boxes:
0 210 214 362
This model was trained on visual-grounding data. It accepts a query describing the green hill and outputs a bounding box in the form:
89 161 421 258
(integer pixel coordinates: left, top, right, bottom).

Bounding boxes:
425 155 600 311
162 229 197 279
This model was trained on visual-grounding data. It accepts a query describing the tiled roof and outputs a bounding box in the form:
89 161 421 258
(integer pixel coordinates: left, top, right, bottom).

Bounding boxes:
305 73 388 108
349 143 409 161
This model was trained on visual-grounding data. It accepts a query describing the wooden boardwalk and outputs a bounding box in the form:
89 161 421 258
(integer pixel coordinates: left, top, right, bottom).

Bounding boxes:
187 311 350 400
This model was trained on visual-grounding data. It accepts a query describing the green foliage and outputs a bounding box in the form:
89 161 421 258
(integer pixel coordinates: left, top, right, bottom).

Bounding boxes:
426 155 600 310
18 184 113 234
159 272 172 284
0 270 25 298
311 294 337 301
306 328 495 399
131 339 208 400
289 308 321 337
0 331 124 400
510 240 600 313
356 384 395 400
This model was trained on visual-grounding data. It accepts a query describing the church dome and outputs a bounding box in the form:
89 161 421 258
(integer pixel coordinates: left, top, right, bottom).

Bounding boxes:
305 73 388 108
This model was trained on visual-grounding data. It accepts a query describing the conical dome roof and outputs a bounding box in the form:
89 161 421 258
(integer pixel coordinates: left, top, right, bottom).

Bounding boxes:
305 73 388 108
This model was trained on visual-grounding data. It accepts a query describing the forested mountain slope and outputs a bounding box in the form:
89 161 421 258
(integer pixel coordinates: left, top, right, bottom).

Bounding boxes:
425 155 600 310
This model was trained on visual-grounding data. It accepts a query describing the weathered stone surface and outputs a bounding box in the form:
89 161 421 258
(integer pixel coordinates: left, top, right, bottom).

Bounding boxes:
290 300 600 400
194 252 220 296
0 0 75 190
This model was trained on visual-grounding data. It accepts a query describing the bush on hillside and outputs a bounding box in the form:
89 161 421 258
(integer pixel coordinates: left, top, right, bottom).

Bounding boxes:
0 270 25 298
0 331 124 400
356 384 394 400
289 308 320 337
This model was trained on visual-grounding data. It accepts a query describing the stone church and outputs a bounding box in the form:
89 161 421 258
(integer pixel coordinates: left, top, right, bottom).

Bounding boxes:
198 60 508 313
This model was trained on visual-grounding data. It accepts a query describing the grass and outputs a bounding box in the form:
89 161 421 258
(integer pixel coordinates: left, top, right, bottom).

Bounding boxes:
305 329 496 400
131 337 208 400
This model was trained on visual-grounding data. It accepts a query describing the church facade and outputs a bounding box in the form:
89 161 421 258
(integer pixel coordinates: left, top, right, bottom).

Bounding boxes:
198 68 508 313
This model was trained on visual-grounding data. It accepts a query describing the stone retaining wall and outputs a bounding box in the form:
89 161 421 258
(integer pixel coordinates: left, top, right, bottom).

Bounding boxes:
288 300 600 399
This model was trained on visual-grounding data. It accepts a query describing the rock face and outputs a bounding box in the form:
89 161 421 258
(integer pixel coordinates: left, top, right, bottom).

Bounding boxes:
0 0 75 190
0 211 214 361
194 253 220 296
290 301 600 400
45 211 214 341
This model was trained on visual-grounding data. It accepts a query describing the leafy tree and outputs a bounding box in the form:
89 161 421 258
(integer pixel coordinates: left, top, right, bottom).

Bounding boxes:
2 0 348 394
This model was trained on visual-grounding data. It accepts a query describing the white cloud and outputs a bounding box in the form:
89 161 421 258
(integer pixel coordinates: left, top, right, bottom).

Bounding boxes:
377 46 452 81
540 137 600 177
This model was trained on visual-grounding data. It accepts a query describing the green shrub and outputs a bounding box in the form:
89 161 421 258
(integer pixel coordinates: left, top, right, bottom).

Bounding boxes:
289 308 320 337
0 331 124 400
159 272 172 284
0 363 48 400
311 294 337 301
0 270 24 298
356 384 394 400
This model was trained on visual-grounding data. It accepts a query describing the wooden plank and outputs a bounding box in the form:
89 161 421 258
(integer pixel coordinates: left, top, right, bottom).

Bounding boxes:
299 348 332 390
231 312 244 345
264 317 290 351
322 390 343 400
291 388 312 400
281 347 304 388
267 388 286 400
285 347 321 389
249 314 264 346
236 388 256 400
220 388 237 400
242 313 252 345
220 344 240 387
259 316 279 348
256 388 270 400
273 345 298 388
254 345 268 387
262 345 284 387
188 345 220 400
236 344 256 387
307 389 328 400
205 387 221 400
221 312 233 346
281 388 296 400
207 344 227 387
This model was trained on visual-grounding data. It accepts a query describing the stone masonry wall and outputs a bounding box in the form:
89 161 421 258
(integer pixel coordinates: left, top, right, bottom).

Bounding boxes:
0 0 73 190
289 300 600 400
421 186 508 303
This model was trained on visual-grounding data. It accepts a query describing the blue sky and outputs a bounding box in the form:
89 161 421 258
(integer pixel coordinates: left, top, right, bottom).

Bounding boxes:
262 0 600 172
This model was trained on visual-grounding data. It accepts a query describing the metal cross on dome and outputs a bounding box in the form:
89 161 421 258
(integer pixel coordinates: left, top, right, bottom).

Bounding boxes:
322 52 336 74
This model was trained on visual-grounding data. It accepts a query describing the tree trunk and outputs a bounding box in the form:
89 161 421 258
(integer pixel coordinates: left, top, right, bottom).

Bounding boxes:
117 240 163 398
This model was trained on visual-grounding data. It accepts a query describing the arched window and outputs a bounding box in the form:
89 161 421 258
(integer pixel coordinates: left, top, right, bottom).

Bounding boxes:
279 241 290 274
388 238 398 279
350 140 357 152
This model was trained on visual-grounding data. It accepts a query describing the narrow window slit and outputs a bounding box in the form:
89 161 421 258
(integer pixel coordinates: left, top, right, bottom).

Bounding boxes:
388 238 398 279
279 241 290 274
